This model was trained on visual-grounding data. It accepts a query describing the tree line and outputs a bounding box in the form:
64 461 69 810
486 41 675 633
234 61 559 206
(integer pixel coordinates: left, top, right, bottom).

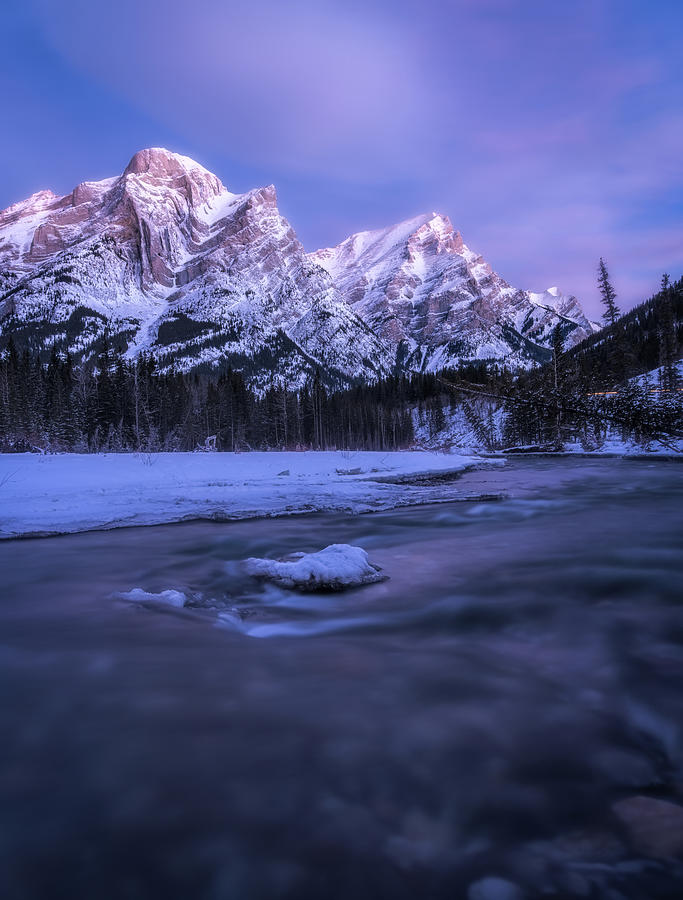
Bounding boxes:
566 266 682 390
0 339 417 453
496 265 682 448
0 264 680 454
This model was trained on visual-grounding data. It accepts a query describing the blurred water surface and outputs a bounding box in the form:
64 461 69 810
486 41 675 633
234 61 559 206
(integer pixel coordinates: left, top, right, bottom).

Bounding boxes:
1 457 682 899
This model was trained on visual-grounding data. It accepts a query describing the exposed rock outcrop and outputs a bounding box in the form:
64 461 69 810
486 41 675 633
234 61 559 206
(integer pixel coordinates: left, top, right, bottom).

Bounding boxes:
310 213 598 370
0 149 598 385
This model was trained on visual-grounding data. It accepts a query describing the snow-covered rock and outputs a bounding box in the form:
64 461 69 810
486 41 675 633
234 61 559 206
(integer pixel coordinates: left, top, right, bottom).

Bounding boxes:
311 213 599 369
245 544 386 591
118 587 187 608
612 795 683 858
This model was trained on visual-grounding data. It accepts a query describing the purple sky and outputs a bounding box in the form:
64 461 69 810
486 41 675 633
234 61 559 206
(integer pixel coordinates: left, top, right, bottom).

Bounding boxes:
2 0 682 317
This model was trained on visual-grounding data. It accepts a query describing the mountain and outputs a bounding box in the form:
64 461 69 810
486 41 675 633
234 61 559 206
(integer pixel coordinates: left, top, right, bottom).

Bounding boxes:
0 149 597 386
310 213 598 370
0 148 392 389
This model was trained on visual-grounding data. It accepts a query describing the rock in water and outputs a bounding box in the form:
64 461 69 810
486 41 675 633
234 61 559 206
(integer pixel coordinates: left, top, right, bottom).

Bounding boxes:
612 795 683 858
245 544 386 591
467 877 524 900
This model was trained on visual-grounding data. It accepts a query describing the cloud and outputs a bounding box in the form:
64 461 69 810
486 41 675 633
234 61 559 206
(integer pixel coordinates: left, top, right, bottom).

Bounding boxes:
18 0 683 316
31 0 445 182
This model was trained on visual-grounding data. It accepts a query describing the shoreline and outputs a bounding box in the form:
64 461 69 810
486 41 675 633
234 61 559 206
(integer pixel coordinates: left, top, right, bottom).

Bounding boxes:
4 490 509 542
3 450 680 541
0 450 492 540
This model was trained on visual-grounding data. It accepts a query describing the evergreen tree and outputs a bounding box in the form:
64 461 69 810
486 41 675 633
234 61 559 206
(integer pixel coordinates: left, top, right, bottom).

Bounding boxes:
549 324 565 446
658 273 679 391
597 258 620 327
550 324 564 390
597 258 625 383
2 313 681 455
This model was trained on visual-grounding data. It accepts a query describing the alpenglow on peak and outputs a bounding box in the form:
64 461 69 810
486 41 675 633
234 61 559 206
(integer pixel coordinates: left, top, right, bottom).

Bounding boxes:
0 149 598 386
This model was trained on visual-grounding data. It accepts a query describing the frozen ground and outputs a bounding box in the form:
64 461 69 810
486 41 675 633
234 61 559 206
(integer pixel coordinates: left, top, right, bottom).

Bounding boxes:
0 450 484 539
631 359 683 387
561 435 683 456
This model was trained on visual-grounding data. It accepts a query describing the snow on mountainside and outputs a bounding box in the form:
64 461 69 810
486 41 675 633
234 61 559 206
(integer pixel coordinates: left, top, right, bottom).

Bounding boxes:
310 213 599 369
0 148 392 387
0 149 597 384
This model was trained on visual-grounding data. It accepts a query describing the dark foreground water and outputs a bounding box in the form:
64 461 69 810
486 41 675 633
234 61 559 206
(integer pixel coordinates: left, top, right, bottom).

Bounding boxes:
1 458 683 900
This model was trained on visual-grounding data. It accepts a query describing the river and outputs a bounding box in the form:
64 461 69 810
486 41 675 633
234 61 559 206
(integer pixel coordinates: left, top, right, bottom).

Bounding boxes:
1 457 682 899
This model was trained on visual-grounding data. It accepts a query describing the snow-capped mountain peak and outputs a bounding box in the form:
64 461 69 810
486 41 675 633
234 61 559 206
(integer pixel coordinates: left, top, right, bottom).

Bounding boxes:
4 189 58 217
310 212 598 368
0 150 393 387
124 147 216 178
0 149 598 385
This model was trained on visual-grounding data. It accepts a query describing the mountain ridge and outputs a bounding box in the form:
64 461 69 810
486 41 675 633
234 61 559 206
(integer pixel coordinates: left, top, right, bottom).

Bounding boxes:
0 148 598 386
310 211 598 371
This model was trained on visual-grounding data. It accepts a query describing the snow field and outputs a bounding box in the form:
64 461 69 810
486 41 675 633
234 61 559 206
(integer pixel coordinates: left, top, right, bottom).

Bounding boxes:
0 449 480 538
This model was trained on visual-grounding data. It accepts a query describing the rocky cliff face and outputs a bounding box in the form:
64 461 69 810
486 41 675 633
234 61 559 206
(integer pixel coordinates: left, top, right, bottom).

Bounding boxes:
310 213 598 370
0 149 392 387
0 149 597 385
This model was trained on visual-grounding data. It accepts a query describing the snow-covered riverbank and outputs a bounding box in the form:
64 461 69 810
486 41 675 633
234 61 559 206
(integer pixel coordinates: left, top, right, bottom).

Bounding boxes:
502 438 683 458
0 450 489 538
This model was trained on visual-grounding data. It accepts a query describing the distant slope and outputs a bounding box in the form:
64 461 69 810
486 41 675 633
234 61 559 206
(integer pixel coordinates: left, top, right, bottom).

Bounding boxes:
310 212 598 370
566 275 683 386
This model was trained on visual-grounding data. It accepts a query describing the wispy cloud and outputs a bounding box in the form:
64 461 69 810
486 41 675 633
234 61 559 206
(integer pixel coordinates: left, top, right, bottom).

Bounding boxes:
31 0 445 181
7 0 683 317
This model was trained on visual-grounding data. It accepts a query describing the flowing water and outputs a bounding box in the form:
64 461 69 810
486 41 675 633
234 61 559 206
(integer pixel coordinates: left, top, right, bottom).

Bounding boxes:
1 458 682 899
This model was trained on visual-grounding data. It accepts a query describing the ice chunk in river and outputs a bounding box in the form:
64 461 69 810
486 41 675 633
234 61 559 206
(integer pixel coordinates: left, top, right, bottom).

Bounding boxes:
118 588 187 608
245 544 386 591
